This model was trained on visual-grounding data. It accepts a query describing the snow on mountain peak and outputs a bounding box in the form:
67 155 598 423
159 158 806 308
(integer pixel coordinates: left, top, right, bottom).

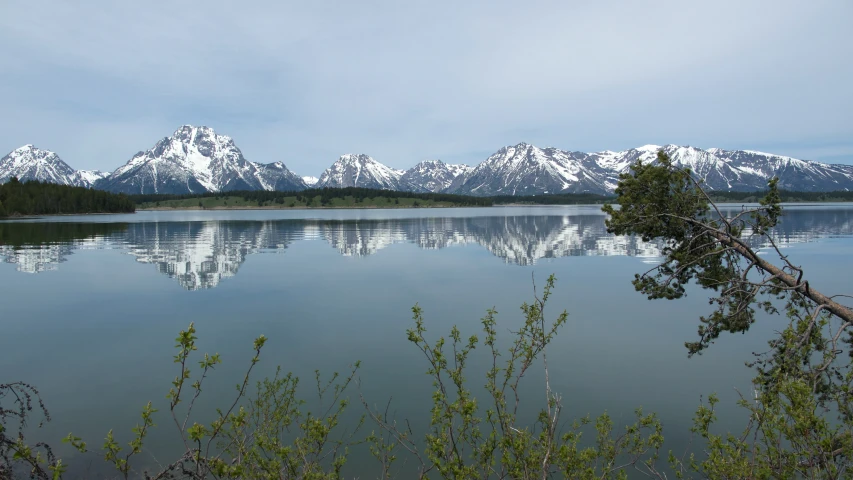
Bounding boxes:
416 159 446 167
636 144 662 153
400 159 473 193
741 150 804 165
447 163 473 175
108 125 242 192
174 124 218 137
10 144 54 159
73 170 110 186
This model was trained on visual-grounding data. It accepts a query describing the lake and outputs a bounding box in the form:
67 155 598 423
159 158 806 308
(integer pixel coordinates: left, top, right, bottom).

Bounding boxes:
2 204 853 477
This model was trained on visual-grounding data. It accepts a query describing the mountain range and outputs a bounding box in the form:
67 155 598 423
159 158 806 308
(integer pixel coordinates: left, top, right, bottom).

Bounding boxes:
3 125 852 196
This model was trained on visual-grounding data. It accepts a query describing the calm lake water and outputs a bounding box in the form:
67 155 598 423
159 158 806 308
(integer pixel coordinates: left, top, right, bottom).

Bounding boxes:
2 205 852 477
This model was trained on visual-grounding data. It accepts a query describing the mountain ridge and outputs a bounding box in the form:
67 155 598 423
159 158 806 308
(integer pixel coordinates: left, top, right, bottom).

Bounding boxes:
0 145 106 188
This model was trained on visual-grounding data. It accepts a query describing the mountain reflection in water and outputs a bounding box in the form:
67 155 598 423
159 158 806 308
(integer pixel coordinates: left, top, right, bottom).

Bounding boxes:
1 207 852 290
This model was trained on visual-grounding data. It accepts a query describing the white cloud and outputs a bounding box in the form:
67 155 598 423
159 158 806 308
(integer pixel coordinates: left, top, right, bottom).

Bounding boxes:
1 0 851 175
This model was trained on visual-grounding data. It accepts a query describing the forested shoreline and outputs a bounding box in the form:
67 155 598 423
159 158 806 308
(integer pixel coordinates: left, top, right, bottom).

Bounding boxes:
0 178 135 217
708 188 853 203
131 186 493 208
2 179 851 218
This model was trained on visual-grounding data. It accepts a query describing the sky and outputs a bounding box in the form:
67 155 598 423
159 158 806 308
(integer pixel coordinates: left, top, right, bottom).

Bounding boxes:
1 1 851 176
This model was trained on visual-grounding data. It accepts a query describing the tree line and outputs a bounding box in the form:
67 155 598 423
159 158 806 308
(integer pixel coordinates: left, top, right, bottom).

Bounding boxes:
1 177 850 217
130 187 494 207
708 188 853 203
130 188 608 206
491 192 615 204
0 178 135 217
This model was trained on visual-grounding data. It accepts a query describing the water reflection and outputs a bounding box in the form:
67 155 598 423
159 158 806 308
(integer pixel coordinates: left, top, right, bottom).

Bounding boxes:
2 208 852 290
0 222 128 273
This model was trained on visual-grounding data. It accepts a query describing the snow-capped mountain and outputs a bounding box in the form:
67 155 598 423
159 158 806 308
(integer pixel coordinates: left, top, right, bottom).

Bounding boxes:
0 145 105 188
401 160 473 193
703 148 853 192
453 143 614 196
96 125 306 194
447 143 853 196
594 145 853 193
302 176 319 187
587 144 766 192
316 154 409 190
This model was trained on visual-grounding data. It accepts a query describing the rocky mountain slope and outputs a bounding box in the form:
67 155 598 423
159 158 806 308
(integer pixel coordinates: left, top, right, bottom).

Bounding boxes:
400 160 473 193
0 145 106 188
315 154 409 190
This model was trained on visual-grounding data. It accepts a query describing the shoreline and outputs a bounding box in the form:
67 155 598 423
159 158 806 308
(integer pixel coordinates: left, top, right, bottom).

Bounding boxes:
4 201 851 220
128 201 853 212
0 211 137 220
137 204 482 211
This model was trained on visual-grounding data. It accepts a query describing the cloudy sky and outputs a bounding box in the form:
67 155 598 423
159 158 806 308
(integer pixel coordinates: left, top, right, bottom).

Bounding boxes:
1 1 851 175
